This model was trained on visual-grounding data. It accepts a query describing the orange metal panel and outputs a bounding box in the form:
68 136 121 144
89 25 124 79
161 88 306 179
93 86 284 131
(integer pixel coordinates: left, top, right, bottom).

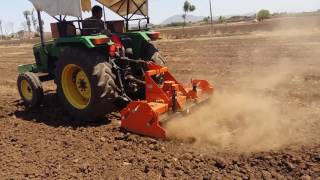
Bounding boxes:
148 102 168 115
120 101 166 139
120 63 215 139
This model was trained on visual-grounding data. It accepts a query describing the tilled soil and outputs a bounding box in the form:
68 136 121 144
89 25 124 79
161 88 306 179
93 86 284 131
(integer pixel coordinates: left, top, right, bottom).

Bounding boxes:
0 17 320 179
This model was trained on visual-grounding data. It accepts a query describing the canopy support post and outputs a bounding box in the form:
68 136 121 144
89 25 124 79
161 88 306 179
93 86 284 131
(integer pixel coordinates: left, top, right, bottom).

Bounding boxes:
126 0 130 31
103 6 107 29
37 10 45 47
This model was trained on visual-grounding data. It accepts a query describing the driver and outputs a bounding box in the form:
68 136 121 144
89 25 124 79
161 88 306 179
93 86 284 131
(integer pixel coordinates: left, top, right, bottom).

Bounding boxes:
83 5 111 35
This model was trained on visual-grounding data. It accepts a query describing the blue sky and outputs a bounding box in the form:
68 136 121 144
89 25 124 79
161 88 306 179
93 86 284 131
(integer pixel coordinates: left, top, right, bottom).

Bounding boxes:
0 0 319 33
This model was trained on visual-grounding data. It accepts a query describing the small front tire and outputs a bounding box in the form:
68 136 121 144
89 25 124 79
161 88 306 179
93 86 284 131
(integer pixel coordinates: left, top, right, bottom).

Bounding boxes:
17 72 44 107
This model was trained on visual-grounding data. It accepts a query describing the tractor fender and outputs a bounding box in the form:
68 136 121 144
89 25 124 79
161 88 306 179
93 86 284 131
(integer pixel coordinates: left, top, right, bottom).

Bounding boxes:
55 35 111 48
55 37 95 48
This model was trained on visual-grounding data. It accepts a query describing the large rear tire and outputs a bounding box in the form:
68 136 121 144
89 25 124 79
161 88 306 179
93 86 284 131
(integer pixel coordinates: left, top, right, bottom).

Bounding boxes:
55 47 117 122
141 41 166 65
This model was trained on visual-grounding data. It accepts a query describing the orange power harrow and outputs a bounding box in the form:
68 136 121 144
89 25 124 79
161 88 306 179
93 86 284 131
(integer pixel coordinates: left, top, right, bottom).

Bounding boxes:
120 63 214 139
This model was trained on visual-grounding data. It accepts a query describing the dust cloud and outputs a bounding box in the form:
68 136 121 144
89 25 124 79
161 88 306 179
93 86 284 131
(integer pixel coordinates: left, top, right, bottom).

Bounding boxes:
165 59 311 153
164 19 320 152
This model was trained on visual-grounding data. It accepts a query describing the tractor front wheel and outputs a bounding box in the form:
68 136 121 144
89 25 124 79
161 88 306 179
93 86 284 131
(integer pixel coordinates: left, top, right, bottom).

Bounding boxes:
55 47 118 122
17 72 44 107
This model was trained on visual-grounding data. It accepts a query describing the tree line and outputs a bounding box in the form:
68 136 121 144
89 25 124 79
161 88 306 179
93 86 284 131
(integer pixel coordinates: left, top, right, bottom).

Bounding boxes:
202 9 271 25
22 10 43 36
0 9 43 40
180 2 270 26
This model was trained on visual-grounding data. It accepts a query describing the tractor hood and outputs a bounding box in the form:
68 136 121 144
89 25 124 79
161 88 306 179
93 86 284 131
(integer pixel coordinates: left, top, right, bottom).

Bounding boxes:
28 0 148 18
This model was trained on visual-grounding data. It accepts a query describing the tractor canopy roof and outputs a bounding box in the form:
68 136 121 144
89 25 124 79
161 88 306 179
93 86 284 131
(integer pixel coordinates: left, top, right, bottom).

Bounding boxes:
28 0 148 18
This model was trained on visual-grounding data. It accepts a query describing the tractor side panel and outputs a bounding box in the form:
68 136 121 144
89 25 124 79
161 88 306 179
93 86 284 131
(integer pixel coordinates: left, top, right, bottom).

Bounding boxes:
18 41 57 73
33 41 60 73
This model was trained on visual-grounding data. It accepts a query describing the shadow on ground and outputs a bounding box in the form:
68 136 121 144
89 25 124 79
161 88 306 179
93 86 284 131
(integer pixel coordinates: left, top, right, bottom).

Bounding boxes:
13 91 115 128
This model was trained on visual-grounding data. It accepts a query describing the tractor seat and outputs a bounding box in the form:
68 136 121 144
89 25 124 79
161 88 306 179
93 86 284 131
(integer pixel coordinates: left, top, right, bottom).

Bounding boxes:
51 21 76 39
106 20 125 33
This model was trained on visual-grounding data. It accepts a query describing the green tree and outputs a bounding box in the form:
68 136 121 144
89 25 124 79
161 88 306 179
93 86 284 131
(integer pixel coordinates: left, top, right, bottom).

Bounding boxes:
31 10 38 33
182 1 196 27
203 16 210 23
218 16 226 23
0 20 3 39
257 9 270 22
30 10 44 37
23 10 31 32
17 30 25 39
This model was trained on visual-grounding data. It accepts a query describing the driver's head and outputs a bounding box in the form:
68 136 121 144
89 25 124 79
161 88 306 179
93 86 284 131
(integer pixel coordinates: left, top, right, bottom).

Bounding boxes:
92 5 103 19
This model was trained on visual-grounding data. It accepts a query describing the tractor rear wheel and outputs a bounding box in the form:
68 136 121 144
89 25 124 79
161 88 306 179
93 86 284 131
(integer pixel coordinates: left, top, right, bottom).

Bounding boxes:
17 72 43 107
55 47 118 122
141 41 166 65
151 52 166 65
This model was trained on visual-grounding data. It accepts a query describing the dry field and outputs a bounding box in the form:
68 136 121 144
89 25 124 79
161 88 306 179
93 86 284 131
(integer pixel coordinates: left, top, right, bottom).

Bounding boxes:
0 16 319 179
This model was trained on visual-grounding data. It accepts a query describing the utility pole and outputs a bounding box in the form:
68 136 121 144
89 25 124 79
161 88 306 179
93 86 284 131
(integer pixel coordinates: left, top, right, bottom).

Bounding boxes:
209 0 214 34
0 20 2 40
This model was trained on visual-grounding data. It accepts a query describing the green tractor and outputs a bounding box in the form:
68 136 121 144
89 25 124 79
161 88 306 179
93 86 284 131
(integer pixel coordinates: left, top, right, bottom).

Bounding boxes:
18 0 164 120
18 0 214 138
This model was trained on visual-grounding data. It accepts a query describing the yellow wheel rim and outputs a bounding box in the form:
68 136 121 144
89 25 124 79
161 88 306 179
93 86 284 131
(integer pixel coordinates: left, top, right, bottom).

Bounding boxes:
61 64 91 110
20 80 33 101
